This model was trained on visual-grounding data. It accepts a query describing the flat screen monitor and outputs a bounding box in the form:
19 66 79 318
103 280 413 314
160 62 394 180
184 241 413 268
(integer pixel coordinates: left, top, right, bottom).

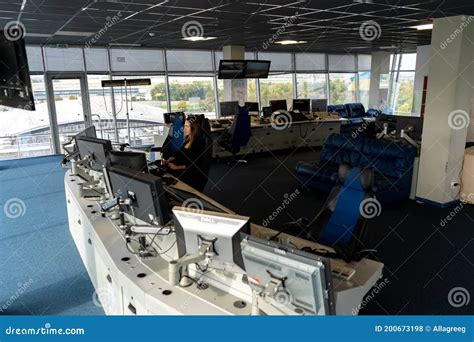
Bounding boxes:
72 126 97 156
270 100 287 113
108 150 148 173
261 106 272 118
311 99 328 112
76 136 112 171
0 35 35 110
292 99 310 113
218 60 246 79
108 165 170 226
219 101 239 117
173 207 250 273
244 60 270 78
241 235 335 315
218 60 271 79
396 116 423 141
245 102 259 112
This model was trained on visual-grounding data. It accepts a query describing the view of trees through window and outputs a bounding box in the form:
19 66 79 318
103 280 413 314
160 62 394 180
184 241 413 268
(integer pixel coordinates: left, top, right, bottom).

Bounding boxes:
259 74 293 107
296 74 326 99
158 77 216 117
389 53 416 116
329 73 356 104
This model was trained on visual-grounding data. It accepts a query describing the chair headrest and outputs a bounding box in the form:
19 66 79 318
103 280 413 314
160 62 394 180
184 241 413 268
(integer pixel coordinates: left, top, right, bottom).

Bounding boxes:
339 164 373 192
338 163 353 183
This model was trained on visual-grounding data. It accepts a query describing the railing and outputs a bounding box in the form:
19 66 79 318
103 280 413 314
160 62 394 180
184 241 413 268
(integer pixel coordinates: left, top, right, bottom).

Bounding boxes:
0 133 54 160
0 122 169 161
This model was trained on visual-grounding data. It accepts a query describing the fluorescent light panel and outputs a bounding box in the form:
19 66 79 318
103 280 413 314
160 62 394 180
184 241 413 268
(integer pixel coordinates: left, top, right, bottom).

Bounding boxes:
55 31 95 37
182 36 217 41
410 23 433 30
276 40 307 45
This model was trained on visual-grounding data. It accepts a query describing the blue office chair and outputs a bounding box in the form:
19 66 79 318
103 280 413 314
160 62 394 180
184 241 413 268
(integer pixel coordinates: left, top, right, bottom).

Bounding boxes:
307 163 375 262
152 113 185 160
218 104 251 164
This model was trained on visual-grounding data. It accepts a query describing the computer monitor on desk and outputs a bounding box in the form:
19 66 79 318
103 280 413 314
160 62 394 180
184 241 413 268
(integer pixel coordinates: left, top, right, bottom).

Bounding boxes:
260 106 272 118
108 150 148 173
219 101 239 117
245 102 259 113
311 99 328 113
241 235 335 315
107 165 170 226
270 100 287 113
76 136 112 171
169 207 250 286
292 99 310 113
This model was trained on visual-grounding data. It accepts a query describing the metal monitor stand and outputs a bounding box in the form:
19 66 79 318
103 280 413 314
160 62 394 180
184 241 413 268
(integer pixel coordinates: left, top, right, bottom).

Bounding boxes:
168 240 215 287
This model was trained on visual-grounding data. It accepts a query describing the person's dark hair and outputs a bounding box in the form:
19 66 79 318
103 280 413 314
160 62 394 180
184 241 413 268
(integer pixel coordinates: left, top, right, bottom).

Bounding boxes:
184 115 202 148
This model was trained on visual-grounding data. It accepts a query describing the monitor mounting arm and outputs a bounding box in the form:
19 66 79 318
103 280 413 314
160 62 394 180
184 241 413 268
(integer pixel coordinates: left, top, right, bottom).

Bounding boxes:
400 128 420 149
168 240 215 287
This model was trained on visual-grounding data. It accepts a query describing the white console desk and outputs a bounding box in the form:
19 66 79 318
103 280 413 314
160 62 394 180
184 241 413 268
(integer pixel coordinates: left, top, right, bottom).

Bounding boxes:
65 170 383 315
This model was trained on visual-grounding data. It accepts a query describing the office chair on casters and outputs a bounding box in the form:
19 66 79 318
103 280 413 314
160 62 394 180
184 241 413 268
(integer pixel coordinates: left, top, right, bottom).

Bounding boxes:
150 113 186 160
306 163 376 262
218 105 251 165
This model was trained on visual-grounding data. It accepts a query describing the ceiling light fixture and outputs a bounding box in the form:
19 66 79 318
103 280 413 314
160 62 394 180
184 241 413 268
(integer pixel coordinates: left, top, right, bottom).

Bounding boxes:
55 31 95 37
182 36 217 41
108 43 142 47
275 40 307 45
410 23 433 30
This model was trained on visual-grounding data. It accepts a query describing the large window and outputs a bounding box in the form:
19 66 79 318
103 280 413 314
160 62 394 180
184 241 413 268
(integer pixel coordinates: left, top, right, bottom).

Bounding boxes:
390 72 415 115
3 48 379 160
358 72 371 109
329 73 356 104
112 75 167 145
168 76 217 119
87 75 116 141
0 75 52 160
389 53 416 116
217 79 257 107
296 74 327 99
259 74 293 107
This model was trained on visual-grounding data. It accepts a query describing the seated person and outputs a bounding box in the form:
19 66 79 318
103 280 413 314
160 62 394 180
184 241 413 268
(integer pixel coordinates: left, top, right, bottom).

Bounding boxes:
162 115 207 190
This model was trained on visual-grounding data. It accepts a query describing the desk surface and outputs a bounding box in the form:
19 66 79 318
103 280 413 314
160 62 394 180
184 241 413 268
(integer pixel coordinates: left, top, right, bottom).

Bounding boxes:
209 113 344 132
66 170 383 315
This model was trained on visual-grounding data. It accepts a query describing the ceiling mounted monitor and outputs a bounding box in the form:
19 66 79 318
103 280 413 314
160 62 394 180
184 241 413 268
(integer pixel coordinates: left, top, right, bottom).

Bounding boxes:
218 60 271 79
0 34 35 110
